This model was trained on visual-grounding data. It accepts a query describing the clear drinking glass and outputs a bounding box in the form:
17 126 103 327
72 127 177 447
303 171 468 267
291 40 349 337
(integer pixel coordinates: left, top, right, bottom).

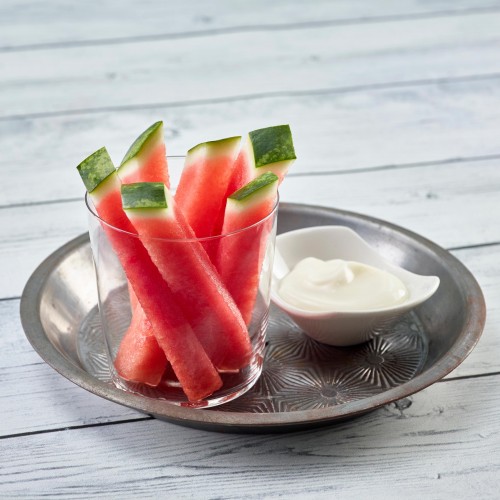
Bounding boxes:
86 157 278 408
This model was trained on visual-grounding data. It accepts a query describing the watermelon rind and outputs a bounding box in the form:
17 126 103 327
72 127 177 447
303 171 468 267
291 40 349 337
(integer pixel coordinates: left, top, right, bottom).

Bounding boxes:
121 182 168 210
229 172 279 202
76 147 116 194
249 124 296 168
224 125 295 200
218 171 279 325
186 136 241 160
120 121 163 167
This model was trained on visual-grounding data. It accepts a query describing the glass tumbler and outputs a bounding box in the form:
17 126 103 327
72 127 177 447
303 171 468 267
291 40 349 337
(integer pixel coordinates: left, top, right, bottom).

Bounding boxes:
86 157 278 408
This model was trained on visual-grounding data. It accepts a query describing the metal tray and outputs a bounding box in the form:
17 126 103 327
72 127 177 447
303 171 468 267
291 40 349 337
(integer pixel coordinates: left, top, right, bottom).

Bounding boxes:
20 203 485 433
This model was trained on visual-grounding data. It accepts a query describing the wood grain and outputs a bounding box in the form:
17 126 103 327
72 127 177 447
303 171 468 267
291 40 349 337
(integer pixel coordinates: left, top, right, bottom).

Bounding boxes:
1 374 498 498
1 11 500 118
1 77 500 207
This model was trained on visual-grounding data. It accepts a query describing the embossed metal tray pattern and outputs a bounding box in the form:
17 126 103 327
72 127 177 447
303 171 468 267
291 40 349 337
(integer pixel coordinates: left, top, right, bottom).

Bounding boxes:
20 203 486 433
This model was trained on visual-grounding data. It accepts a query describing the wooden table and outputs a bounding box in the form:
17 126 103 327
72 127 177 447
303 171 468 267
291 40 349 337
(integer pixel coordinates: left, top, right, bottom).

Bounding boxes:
2 1 499 497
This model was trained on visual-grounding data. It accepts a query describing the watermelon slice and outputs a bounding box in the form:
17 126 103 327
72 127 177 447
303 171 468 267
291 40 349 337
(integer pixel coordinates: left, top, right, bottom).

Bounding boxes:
121 182 252 371
119 121 170 188
77 148 222 401
118 121 170 381
175 136 241 238
216 172 279 325
113 306 166 386
224 124 296 201
118 121 169 303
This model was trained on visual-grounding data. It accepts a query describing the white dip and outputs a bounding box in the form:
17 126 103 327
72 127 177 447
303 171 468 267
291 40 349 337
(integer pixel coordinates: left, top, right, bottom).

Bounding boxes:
278 257 408 312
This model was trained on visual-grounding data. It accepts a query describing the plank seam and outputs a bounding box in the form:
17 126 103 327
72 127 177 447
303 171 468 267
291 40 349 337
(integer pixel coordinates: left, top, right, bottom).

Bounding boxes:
441 371 500 383
0 416 153 441
287 154 500 178
0 73 500 122
0 295 22 302
1 72 500 122
1 154 499 213
0 196 82 211
2 371 498 438
449 240 500 252
2 5 500 53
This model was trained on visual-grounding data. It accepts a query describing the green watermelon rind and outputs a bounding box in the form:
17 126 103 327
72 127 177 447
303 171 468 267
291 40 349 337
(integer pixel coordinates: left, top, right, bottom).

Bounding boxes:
186 136 241 161
249 124 296 168
229 172 278 202
227 172 279 213
120 121 164 168
121 182 168 210
76 147 116 194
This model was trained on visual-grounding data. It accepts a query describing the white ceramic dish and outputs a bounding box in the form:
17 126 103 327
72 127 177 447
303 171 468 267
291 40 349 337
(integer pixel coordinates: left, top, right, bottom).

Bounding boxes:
271 225 440 346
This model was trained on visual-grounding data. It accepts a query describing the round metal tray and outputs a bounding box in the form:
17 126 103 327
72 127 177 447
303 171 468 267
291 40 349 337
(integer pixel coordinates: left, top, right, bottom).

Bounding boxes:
20 203 485 433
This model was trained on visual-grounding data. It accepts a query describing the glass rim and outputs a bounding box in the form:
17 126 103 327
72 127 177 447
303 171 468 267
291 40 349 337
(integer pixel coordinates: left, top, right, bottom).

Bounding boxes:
84 191 279 243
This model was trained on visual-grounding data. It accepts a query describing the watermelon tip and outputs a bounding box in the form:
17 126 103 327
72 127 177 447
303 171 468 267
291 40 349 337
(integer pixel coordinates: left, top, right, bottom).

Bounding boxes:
76 146 116 193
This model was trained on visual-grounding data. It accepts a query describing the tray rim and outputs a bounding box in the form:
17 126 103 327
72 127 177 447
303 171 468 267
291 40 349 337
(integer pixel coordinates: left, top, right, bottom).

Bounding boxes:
20 202 486 433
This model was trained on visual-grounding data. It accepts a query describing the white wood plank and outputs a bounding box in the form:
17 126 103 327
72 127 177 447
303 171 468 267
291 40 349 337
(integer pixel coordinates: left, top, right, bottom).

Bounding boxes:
2 77 500 207
0 298 144 437
0 200 88 299
2 11 500 117
0 375 498 498
280 158 500 250
448 245 500 379
3 241 497 435
2 0 499 49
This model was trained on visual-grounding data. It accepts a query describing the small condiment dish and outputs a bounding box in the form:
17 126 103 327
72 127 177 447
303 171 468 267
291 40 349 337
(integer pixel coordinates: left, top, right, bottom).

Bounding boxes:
271 225 440 346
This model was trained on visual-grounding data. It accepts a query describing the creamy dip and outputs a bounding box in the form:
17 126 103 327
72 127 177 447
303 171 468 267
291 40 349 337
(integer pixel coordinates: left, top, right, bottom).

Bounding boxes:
278 257 408 312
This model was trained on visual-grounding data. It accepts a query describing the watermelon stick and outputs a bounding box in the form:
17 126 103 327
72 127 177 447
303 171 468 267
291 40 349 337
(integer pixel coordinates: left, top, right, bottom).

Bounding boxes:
117 121 171 383
121 182 252 372
113 306 167 386
175 136 241 239
77 148 222 401
216 172 279 325
119 121 170 187
223 124 296 207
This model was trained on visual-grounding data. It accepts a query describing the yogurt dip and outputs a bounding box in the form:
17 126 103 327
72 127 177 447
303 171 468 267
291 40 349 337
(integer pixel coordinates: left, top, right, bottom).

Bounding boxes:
278 257 408 312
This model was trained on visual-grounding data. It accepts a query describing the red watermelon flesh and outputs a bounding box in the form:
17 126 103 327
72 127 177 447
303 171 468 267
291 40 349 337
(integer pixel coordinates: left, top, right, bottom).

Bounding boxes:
216 172 279 325
122 279 163 386
118 124 169 292
95 183 222 400
128 281 139 312
118 121 170 382
175 136 240 239
119 121 170 188
223 140 252 204
121 182 252 371
114 305 166 386
79 150 222 401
